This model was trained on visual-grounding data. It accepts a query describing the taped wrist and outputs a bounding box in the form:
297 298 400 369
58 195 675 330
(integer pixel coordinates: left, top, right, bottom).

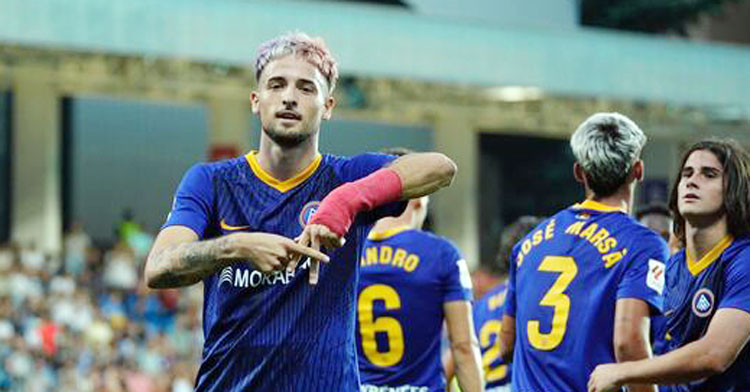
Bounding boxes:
309 168 403 236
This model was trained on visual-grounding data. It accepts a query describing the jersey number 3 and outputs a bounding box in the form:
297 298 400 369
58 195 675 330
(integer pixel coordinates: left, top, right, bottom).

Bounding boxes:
358 284 405 367
527 256 578 351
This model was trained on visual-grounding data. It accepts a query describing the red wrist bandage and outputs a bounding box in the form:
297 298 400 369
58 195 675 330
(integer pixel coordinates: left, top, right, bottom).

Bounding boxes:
309 168 403 237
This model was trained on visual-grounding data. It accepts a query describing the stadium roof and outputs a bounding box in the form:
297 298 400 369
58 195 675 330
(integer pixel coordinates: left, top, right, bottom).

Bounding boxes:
1 0 749 116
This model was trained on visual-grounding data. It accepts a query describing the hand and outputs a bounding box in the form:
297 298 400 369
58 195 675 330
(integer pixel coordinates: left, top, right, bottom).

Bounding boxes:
224 232 329 273
294 224 345 284
588 363 624 392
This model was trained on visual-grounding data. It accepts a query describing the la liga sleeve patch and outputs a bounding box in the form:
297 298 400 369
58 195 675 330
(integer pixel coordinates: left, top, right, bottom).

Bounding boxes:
647 258 666 295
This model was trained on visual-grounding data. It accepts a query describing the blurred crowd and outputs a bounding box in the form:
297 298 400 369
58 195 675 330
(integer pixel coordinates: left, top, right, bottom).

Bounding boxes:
0 222 204 392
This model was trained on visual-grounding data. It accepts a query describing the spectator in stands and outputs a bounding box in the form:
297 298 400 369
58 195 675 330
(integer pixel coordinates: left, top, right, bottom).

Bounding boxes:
64 222 92 277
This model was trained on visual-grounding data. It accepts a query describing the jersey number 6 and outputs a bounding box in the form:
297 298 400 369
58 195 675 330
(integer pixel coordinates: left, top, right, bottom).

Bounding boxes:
358 284 405 367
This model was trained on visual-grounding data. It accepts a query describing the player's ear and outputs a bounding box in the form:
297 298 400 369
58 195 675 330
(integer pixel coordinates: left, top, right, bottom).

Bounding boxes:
322 95 336 121
573 162 586 184
632 160 644 182
250 91 260 115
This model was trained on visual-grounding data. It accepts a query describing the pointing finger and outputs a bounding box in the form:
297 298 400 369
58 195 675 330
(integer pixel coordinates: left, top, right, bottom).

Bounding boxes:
287 241 329 263
309 233 322 285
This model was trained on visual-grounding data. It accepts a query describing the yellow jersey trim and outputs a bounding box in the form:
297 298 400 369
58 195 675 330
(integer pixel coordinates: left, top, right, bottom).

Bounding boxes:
572 200 626 213
220 219 250 231
686 235 733 276
245 152 322 193
368 226 412 241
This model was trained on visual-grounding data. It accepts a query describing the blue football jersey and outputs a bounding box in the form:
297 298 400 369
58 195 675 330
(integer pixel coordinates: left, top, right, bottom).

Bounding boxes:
660 236 750 392
163 152 405 392
356 227 473 392
505 200 669 392
474 283 511 390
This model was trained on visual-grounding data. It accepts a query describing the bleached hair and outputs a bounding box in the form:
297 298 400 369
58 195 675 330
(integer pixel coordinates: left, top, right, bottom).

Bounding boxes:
570 112 647 197
254 32 339 93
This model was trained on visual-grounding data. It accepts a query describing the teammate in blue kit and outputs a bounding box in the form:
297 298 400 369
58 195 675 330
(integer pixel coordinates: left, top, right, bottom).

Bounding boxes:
143 32 456 392
589 139 750 392
356 147 482 392
469 216 542 392
499 113 669 392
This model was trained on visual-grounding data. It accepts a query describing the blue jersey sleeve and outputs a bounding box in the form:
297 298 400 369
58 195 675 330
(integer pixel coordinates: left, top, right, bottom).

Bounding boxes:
163 163 214 238
719 248 750 314
337 153 396 182
439 242 473 303
504 244 520 318
335 153 406 223
616 234 669 313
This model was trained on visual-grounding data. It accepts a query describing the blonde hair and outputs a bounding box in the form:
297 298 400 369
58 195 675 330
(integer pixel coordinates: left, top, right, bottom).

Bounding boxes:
570 112 647 197
254 32 339 93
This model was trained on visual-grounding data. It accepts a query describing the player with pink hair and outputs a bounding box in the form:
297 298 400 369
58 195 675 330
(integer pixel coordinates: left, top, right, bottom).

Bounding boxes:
144 32 457 391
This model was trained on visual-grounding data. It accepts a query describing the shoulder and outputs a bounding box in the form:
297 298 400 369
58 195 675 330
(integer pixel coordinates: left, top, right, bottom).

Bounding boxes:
727 236 750 257
621 220 669 253
325 152 396 168
478 283 508 312
510 214 557 252
725 237 750 273
393 230 463 260
186 156 245 179
418 231 463 260
667 249 686 268
542 208 575 234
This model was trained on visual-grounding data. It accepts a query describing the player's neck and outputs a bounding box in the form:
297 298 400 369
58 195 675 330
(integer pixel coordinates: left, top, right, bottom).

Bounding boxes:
256 135 319 181
587 191 631 213
684 216 728 261
585 179 635 213
371 215 415 234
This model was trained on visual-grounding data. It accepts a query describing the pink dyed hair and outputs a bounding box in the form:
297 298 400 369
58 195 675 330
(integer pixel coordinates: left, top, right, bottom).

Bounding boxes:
254 32 339 93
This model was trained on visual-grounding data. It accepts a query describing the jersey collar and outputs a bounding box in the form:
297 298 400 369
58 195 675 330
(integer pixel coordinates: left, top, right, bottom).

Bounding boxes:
572 200 627 213
686 234 733 276
245 151 322 193
368 226 412 241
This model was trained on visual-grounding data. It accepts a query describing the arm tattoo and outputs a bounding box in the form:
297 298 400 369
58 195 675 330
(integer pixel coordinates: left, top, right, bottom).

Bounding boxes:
148 237 229 288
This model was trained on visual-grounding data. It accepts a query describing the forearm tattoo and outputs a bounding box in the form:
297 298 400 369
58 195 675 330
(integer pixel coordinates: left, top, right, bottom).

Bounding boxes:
149 238 228 288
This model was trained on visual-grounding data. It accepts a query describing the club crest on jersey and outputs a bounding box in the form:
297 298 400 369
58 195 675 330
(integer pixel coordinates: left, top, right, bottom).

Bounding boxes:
299 201 320 227
692 288 715 318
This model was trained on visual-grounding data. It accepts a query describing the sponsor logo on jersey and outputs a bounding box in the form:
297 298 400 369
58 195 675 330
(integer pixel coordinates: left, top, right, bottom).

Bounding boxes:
692 288 715 318
219 266 234 286
218 261 311 289
299 201 320 227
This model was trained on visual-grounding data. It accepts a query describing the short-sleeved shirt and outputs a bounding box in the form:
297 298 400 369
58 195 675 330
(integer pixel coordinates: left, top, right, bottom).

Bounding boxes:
164 152 405 392
505 200 668 392
473 283 511 390
357 227 472 392
660 236 750 392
